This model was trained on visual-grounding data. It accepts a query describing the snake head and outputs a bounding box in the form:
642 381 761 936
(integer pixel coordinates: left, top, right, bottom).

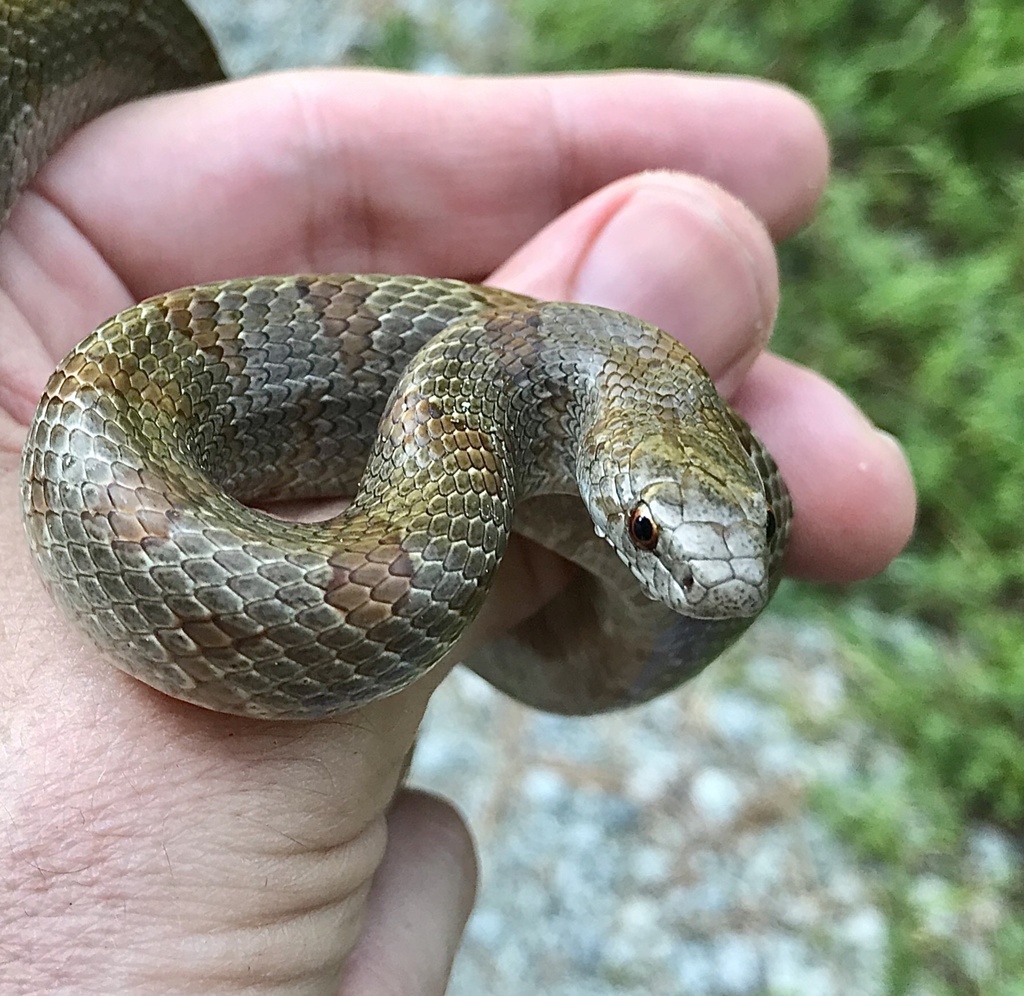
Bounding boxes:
580 424 779 621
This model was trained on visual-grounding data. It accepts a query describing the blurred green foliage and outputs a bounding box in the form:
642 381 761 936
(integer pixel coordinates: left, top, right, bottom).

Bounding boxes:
507 0 1024 990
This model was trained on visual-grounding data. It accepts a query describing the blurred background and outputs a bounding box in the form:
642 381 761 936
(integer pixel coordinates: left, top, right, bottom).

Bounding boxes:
194 2 1024 992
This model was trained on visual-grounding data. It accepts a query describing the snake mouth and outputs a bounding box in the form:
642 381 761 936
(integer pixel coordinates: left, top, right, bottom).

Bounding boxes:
676 556 770 618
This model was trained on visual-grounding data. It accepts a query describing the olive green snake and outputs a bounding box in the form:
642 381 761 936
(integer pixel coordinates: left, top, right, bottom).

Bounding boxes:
13 0 792 719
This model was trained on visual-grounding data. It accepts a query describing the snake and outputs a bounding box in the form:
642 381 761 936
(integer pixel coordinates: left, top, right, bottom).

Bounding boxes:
13 0 792 720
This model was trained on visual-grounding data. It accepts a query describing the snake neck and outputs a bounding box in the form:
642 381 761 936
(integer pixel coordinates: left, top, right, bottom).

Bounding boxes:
352 303 618 512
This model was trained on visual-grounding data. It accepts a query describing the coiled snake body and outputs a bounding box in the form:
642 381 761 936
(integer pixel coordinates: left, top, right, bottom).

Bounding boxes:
15 0 792 719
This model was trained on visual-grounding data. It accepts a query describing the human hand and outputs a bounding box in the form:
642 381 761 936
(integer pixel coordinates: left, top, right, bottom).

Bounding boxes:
0 71 913 993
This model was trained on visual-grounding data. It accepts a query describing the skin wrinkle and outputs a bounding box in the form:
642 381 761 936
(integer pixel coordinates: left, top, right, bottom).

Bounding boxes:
528 74 659 212
1 196 132 362
170 833 386 931
276 74 353 276
267 74 416 276
363 87 537 280
136 897 366 993
0 212 106 422
17 186 134 333
339 792 476 996
533 77 579 232
289 75 432 277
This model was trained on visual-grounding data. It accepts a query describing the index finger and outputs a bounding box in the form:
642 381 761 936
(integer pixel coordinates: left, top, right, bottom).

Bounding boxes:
32 70 828 298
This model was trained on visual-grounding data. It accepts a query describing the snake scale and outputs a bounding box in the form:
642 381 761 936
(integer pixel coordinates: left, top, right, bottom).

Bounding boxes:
14 0 792 719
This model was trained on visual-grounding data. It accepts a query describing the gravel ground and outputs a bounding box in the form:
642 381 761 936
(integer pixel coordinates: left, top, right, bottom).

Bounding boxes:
414 622 1018 995
186 4 1021 992
193 0 369 75
415 622 893 995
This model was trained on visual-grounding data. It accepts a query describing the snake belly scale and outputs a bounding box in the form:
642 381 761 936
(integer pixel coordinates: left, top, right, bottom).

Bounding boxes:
14 0 792 719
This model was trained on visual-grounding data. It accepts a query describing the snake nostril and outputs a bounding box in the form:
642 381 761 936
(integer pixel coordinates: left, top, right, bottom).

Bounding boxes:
680 565 694 591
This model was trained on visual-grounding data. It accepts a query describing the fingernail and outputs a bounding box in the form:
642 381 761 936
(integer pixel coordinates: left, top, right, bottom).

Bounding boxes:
875 428 909 459
572 173 776 360
873 428 917 497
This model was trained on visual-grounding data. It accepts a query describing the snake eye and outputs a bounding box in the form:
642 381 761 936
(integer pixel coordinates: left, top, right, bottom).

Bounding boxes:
627 502 659 552
765 505 777 544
